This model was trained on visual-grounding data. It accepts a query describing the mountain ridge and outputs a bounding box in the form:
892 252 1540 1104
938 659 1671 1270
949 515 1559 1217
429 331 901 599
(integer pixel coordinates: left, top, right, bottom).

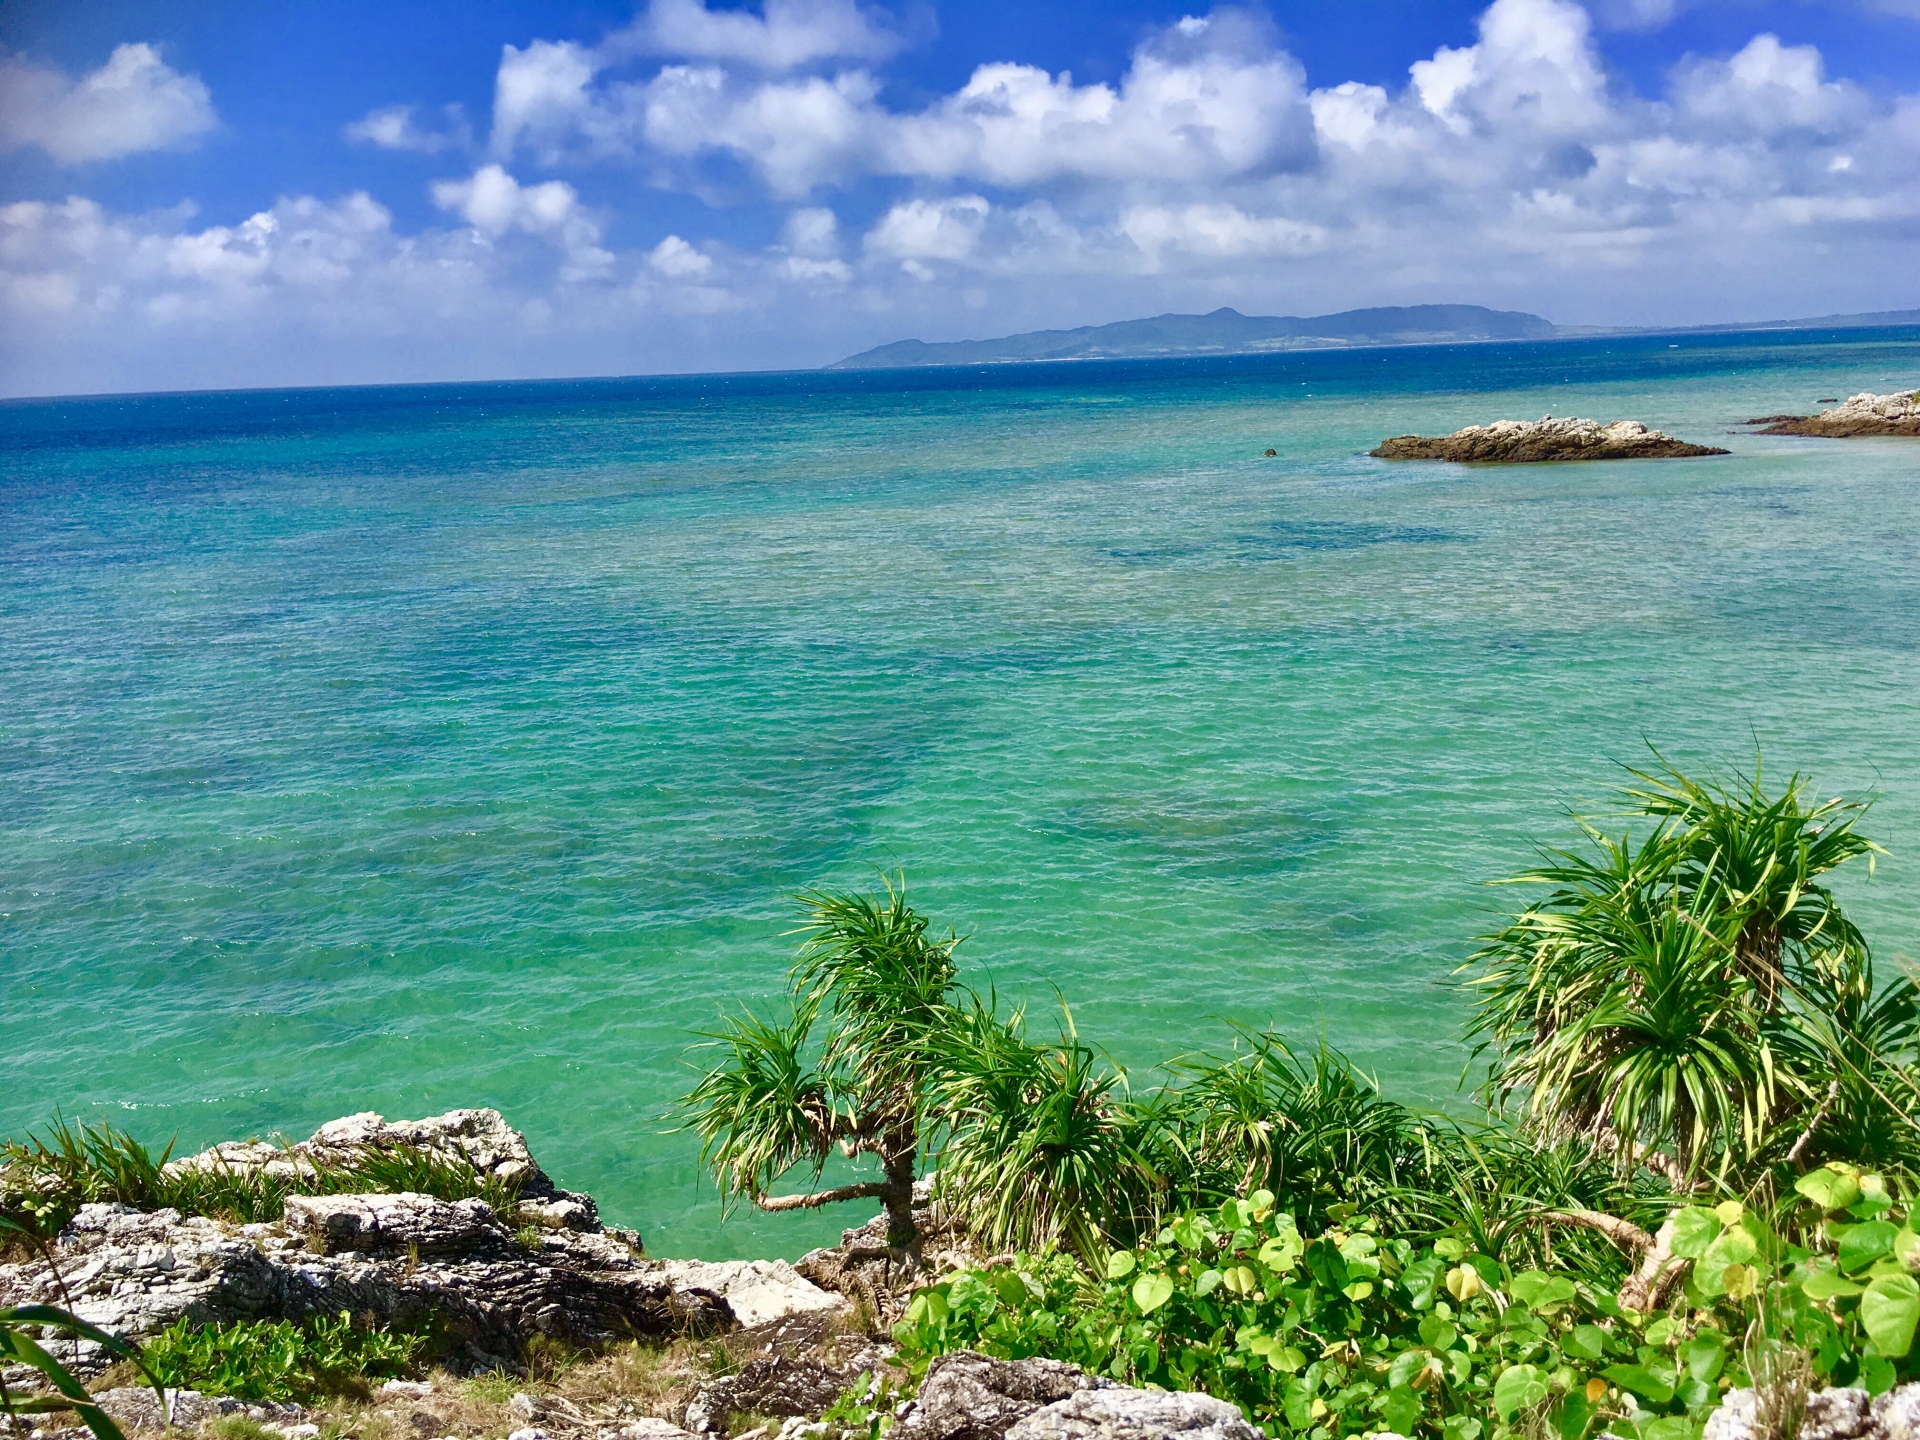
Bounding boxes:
827 303 1920 370
828 304 1555 369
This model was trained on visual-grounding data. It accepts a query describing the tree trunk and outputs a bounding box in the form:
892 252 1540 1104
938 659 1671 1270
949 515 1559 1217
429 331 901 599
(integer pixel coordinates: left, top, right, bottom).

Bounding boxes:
880 1147 919 1263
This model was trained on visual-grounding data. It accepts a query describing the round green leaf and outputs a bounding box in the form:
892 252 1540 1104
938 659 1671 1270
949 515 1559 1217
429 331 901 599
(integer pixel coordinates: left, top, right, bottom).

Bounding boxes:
1563 1324 1607 1362
1106 1251 1136 1280
1860 1274 1920 1360
1603 1364 1675 1405
1494 1364 1548 1420
1800 1267 1864 1301
1389 1349 1427 1390
1838 1221 1898 1276
993 1272 1029 1309
1509 1271 1577 1309
1796 1166 1864 1213
1133 1273 1175 1315
1668 1208 1724 1261
1700 1228 1758 1283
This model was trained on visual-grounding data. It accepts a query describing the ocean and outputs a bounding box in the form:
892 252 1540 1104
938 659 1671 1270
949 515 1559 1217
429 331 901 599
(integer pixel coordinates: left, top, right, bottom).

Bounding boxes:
3 328 1918 1258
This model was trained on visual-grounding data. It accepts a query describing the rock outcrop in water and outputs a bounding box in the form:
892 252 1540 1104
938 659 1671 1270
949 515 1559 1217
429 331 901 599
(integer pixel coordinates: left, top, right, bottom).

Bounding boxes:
1751 389 1920 436
1371 416 1727 462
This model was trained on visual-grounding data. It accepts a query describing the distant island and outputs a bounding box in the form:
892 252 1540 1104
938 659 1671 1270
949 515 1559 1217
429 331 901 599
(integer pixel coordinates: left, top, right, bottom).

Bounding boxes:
828 302 1920 370
829 305 1554 369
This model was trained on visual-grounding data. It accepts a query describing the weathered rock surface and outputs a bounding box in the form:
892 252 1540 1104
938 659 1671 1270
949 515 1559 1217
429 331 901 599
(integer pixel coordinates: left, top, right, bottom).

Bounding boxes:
893 1352 1102 1440
0 1112 740 1379
170 1108 604 1234
1372 417 1727 462
1006 1387 1260 1440
1702 1383 1920 1440
93 1387 309 1432
793 1181 972 1326
683 1354 852 1435
1753 389 1920 436
652 1260 848 1341
282 1192 507 1257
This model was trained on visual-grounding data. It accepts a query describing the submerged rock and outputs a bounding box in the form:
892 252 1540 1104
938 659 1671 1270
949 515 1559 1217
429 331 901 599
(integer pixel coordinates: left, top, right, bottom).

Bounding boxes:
1371 417 1727 462
1752 389 1920 436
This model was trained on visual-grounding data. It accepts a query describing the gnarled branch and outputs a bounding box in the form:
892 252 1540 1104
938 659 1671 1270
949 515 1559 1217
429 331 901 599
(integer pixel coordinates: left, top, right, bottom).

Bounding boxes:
755 1181 889 1212
1542 1208 1683 1314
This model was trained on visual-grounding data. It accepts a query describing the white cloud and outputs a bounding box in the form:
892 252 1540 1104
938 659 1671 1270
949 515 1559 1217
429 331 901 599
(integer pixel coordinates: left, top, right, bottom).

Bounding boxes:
430 163 614 278
1121 205 1327 266
346 103 471 154
648 233 713 276
615 0 910 70
14 0 1920 397
0 43 215 163
781 206 839 254
1672 35 1867 138
1409 0 1608 136
864 195 989 270
495 9 1316 195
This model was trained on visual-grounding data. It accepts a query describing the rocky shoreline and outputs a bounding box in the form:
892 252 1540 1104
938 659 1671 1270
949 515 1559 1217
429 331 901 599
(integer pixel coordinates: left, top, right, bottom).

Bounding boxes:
1748 389 1920 436
6 1110 1919 1440
1372 416 1727 462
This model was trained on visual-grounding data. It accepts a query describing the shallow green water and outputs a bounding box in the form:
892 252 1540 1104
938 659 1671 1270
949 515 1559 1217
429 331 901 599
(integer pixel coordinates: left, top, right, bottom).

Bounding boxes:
4 331 1918 1257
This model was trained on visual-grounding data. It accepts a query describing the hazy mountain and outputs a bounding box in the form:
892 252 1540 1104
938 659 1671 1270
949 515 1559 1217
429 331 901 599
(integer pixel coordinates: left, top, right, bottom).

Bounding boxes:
828 304 1559 369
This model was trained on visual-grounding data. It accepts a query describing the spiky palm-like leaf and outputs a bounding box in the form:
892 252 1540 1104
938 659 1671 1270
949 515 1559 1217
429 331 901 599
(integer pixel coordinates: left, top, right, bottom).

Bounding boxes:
1165 1032 1423 1228
1465 754 1882 1184
1519 894 1777 1179
929 1000 1149 1262
679 999 838 1212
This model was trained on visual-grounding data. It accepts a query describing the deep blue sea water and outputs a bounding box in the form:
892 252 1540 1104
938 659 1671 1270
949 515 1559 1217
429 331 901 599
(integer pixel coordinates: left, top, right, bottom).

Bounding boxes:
4 329 1919 1257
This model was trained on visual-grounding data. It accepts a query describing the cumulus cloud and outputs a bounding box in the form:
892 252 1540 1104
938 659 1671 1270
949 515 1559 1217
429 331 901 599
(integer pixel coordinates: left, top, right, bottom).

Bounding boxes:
614 0 912 70
1672 35 1867 138
864 195 989 273
0 43 215 163
492 8 1315 195
13 0 1920 396
647 233 712 276
346 103 471 154
1120 205 1326 265
429 163 614 279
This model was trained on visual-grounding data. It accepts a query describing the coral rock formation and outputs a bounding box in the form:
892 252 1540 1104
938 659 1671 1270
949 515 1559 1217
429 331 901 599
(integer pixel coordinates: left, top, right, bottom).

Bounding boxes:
1372 417 1727 462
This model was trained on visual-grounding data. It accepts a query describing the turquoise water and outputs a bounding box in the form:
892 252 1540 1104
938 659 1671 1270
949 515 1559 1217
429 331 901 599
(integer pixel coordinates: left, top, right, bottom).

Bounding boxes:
4 330 1919 1258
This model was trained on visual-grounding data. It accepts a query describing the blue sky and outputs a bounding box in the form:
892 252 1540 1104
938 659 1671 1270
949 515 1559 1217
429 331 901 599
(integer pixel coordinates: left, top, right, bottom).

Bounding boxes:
3 0 1919 395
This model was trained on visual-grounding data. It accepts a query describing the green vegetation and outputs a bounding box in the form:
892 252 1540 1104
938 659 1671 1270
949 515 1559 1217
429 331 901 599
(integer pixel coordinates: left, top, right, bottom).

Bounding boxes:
684 755 1920 1435
0 1119 521 1238
0 1268 165 1440
679 882 963 1253
1464 757 1910 1180
139 1311 425 1403
896 1162 1920 1440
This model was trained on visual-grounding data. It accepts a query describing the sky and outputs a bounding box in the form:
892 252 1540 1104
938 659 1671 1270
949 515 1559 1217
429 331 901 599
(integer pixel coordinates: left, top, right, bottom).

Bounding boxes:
3 0 1919 396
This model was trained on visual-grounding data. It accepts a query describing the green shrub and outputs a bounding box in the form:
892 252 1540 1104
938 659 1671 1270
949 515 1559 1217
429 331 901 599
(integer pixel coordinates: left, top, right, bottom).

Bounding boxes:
0 1116 519 1235
139 1311 424 1403
895 1171 1920 1440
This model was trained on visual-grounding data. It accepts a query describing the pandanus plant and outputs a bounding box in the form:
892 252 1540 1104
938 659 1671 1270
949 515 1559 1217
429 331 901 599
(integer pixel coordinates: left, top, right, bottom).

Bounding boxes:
678 881 1151 1263
1463 753 1911 1185
678 880 959 1258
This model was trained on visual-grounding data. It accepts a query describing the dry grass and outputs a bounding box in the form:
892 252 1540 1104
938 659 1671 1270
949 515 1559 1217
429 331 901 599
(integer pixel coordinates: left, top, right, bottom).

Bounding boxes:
218 1337 741 1440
